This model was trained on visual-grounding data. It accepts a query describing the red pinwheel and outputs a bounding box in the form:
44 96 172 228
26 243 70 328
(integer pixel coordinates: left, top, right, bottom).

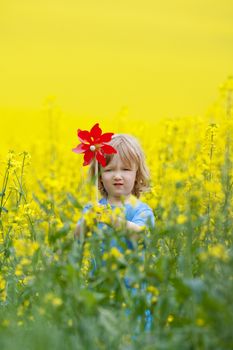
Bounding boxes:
72 123 117 166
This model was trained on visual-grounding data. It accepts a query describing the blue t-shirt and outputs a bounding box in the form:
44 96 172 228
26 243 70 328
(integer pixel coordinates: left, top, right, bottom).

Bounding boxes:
78 198 155 281
81 197 155 230
78 197 155 251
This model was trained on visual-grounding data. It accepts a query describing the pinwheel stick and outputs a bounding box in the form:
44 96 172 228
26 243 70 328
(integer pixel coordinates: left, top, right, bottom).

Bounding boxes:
95 158 98 203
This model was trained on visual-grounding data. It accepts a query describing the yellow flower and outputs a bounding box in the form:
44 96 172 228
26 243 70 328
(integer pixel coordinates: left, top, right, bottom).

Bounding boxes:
0 275 6 290
0 275 7 302
109 247 123 259
23 275 35 285
15 266 23 276
68 319 73 327
2 319 10 327
13 239 39 258
152 296 158 303
24 300 30 307
17 306 24 317
52 297 63 307
109 290 115 299
21 257 31 266
111 263 118 271
176 214 187 224
196 318 205 326
102 252 109 260
84 211 95 227
208 244 229 261
113 207 124 216
167 314 174 323
199 244 229 262
147 285 159 296
44 293 63 307
199 251 208 261
128 195 138 207
205 181 222 193
44 292 54 302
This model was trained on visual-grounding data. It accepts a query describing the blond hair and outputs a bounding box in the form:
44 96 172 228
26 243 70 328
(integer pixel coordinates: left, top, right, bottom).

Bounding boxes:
89 133 150 198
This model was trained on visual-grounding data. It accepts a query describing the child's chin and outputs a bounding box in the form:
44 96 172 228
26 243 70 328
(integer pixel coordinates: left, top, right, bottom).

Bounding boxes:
113 189 125 195
113 188 124 193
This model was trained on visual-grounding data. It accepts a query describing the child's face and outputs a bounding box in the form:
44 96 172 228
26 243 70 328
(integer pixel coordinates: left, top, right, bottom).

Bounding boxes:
100 153 137 201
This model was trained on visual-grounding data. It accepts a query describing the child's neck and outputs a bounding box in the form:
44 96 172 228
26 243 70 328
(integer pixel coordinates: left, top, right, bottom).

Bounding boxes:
107 195 132 207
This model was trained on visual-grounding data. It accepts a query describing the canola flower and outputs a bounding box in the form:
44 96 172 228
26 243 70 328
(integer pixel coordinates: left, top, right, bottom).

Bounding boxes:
44 293 63 307
199 243 229 262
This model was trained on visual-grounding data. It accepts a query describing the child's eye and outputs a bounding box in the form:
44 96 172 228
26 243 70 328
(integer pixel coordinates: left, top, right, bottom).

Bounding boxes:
123 168 131 171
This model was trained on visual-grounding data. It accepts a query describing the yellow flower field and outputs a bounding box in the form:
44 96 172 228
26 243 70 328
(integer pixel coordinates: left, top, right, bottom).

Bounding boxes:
0 77 233 349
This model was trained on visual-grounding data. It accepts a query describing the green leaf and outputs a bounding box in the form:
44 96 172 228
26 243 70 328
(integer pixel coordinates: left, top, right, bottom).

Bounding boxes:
0 206 8 213
67 193 83 209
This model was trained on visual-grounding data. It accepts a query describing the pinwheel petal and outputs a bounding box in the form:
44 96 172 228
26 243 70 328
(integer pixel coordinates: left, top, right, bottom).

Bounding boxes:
99 133 114 143
72 143 90 154
83 150 94 166
101 144 117 154
78 129 92 144
73 123 116 168
90 123 102 140
96 150 106 167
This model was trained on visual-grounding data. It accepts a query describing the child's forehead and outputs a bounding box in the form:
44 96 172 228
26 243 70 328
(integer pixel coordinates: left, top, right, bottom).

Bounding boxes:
107 153 137 167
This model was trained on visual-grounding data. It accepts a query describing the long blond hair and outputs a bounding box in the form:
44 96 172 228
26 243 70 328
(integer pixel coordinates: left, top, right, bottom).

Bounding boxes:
89 134 150 198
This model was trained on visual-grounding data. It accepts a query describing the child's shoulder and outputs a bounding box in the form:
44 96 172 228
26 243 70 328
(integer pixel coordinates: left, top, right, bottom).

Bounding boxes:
99 198 107 205
82 204 91 215
126 198 153 213
126 198 155 227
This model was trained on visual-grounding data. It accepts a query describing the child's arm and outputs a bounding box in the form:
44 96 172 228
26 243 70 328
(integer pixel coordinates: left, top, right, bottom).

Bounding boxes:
74 220 86 239
114 218 146 247
125 206 155 239
126 220 145 232
125 221 145 243
74 221 82 238
113 217 145 233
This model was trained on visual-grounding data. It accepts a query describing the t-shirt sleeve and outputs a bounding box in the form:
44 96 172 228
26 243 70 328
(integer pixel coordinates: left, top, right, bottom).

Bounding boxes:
131 207 155 228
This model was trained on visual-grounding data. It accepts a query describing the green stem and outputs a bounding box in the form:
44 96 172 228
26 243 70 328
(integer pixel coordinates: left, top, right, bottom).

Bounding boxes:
0 165 10 219
13 158 36 240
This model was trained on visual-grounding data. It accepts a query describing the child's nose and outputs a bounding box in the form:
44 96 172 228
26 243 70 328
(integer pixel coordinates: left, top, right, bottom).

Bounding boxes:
113 171 123 179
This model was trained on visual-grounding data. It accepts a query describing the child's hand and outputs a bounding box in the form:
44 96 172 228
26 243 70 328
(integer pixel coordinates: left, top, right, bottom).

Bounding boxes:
111 215 125 229
94 205 126 229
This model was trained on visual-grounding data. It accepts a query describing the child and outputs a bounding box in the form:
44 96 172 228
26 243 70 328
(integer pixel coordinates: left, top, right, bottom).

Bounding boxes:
74 133 155 238
75 133 155 332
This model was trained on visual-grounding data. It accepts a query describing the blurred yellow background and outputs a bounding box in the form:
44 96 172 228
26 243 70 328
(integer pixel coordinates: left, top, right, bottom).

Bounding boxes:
0 0 232 130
